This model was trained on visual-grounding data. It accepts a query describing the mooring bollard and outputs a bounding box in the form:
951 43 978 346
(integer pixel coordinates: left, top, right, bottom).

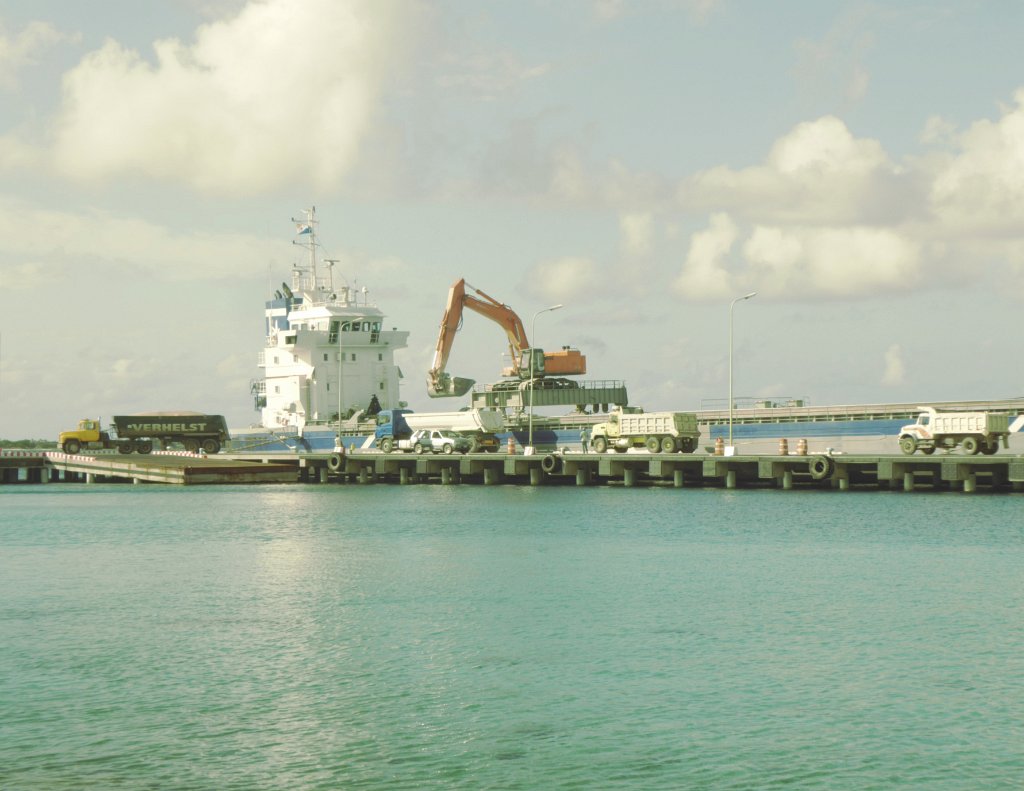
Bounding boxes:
778 438 789 456
507 435 517 455
796 438 808 456
714 437 725 456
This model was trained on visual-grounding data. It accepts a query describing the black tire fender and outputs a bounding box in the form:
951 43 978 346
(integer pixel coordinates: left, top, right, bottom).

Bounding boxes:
808 455 834 480
327 453 344 472
541 453 562 473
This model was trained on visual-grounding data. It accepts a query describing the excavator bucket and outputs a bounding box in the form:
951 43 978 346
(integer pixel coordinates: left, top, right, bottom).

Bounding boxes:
426 373 476 398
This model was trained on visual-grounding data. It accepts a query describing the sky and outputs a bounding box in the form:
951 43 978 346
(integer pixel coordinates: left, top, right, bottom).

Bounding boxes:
1 0 1023 439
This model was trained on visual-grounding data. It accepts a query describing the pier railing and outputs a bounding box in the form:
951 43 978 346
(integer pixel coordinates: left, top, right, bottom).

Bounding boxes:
698 397 1024 425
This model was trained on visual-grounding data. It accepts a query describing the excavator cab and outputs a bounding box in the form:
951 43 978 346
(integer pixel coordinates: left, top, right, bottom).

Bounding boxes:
517 348 547 379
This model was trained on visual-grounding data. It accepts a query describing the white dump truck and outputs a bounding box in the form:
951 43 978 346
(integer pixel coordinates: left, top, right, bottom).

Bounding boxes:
898 407 1010 455
376 408 504 453
590 408 700 453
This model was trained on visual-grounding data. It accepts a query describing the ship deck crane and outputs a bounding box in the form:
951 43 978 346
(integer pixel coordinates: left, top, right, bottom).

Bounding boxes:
426 278 586 398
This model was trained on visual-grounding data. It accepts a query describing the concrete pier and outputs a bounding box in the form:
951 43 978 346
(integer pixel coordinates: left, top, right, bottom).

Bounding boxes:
3 449 1023 493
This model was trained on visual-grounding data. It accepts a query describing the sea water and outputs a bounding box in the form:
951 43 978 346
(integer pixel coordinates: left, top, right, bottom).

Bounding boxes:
1 484 1022 790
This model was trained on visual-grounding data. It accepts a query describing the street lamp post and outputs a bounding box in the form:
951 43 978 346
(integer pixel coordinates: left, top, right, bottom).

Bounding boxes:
527 304 563 451
728 291 757 449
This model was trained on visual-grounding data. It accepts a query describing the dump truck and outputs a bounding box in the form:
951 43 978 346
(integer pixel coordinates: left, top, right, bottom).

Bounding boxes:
375 408 504 453
58 413 230 455
590 408 700 453
898 407 1010 455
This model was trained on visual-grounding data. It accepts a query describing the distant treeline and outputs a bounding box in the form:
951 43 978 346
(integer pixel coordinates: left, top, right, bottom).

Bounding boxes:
1 439 58 449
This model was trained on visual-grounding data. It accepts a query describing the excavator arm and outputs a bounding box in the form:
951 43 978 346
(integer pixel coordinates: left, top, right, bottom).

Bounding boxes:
427 279 531 397
426 278 587 398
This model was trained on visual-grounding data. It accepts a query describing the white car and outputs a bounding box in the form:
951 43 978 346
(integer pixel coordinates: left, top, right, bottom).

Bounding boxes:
413 429 472 455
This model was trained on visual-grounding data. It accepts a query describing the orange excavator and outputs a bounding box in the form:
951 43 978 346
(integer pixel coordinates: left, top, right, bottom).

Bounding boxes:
426 278 587 398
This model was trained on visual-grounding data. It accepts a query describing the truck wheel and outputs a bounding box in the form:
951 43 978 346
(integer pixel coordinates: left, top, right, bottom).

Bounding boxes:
202 439 220 454
118 441 134 454
443 443 454 455
593 437 608 453
899 436 917 455
981 442 998 456
680 438 697 453
961 436 979 455
661 436 677 453
921 446 935 455
414 443 426 454
63 439 81 454
645 436 660 453
381 438 394 453
137 441 154 455
184 439 199 453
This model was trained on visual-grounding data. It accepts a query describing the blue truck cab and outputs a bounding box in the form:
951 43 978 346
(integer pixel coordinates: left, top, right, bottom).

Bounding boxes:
374 409 414 442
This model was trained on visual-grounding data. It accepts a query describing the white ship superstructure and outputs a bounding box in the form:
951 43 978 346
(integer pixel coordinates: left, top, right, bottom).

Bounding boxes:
253 208 408 429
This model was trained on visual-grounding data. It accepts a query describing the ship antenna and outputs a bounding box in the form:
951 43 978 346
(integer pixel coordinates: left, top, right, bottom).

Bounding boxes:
290 206 319 295
324 258 338 296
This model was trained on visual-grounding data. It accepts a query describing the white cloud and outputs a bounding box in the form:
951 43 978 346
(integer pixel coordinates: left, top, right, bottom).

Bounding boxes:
744 225 921 297
51 0 405 194
673 213 737 299
920 115 955 146
882 344 905 386
675 215 921 301
435 51 549 101
620 212 653 259
594 0 721 23
928 89 1024 232
0 201 271 281
0 19 72 89
523 256 600 304
686 116 904 225
0 260 54 291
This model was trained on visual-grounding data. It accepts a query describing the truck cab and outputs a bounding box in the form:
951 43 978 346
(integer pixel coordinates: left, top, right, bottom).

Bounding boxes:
375 408 415 453
58 419 111 454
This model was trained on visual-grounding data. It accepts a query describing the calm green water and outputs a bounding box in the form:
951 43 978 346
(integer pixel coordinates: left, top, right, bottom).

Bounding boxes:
1 485 1022 790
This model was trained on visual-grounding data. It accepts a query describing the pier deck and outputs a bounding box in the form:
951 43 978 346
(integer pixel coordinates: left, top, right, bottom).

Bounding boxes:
2 449 1021 493
1 451 296 485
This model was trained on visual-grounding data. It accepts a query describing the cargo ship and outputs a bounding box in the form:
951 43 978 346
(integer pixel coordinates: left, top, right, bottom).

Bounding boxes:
231 211 1024 454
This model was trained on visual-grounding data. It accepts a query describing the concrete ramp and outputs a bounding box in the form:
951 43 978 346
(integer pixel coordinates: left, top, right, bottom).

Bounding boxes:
360 434 376 449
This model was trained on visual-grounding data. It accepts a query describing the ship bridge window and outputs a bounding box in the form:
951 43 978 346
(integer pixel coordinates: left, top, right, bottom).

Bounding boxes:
329 321 339 343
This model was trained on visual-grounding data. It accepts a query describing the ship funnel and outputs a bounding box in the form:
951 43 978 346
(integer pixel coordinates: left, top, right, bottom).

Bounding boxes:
281 283 294 299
